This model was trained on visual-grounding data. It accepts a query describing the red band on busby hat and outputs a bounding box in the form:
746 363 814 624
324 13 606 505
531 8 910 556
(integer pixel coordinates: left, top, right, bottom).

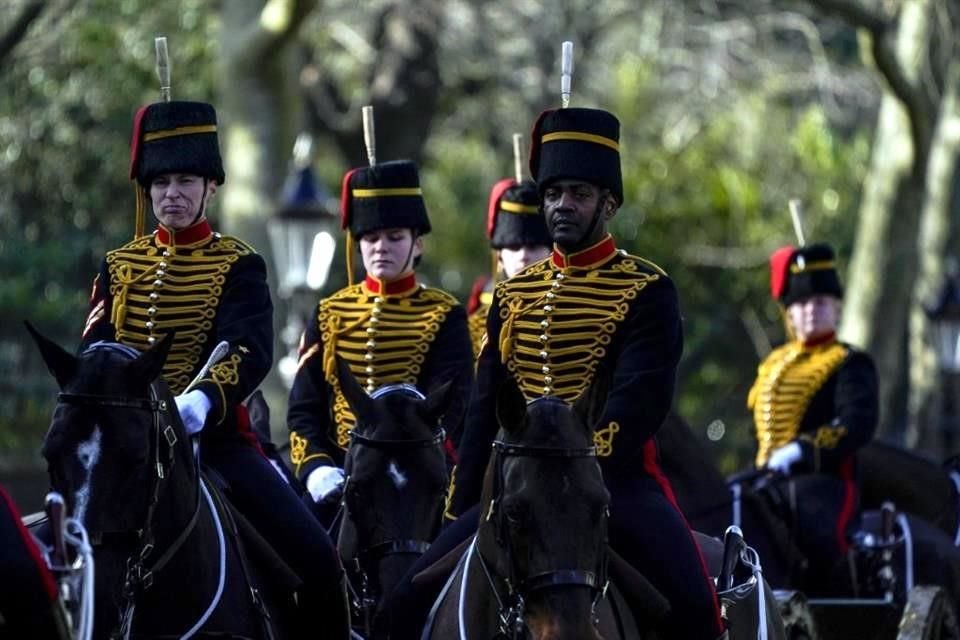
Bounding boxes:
129 104 150 180
486 178 518 239
769 246 796 300
340 167 361 230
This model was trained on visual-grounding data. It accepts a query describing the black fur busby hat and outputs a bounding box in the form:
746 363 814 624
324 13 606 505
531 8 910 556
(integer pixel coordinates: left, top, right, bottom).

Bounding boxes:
340 160 431 238
129 101 224 187
770 243 844 306
528 107 623 205
487 179 551 249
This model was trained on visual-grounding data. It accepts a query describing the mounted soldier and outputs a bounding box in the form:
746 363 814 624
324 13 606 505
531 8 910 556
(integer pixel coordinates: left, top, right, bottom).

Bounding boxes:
286 108 473 518
747 241 879 589
79 44 348 635
466 136 552 358
386 97 727 637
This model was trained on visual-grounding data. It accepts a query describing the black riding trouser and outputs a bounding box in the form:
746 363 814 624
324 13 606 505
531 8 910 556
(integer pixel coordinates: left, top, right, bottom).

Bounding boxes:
202 438 345 620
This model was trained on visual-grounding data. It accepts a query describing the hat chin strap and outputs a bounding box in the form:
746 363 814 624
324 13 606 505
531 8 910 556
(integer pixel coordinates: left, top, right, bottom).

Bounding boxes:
190 178 210 226
554 200 606 253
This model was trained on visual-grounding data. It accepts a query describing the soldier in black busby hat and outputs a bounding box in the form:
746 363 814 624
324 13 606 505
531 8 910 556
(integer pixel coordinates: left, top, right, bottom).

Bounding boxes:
746 243 878 590
466 178 552 357
384 105 727 639
80 98 350 636
286 158 473 511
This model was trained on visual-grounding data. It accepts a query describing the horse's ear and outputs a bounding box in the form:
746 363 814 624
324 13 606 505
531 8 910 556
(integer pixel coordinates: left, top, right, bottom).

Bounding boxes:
573 372 610 432
130 331 175 382
423 377 456 425
25 321 77 388
495 377 527 432
335 355 374 421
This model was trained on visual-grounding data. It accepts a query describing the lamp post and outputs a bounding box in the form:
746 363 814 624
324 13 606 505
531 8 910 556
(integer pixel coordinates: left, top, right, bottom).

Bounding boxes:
269 134 341 388
924 260 960 454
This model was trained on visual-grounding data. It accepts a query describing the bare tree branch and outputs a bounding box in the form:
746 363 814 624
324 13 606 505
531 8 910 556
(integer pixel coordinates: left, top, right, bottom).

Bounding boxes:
0 0 47 68
807 0 934 178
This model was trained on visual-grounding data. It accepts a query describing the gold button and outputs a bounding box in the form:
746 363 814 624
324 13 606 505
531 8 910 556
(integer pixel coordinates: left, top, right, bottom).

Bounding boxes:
374 297 383 304
150 292 159 301
555 273 564 280
540 320 549 329
543 305 554 313
542 366 550 374
147 336 156 344
543 386 552 395
546 292 556 300
540 351 548 359
159 262 167 269
156 269 165 277
153 280 163 288
365 366 374 374
145 321 155 330
162 250 170 258
544 375 553 384
366 378 375 386
365 353 374 361
539 334 548 343
148 307 157 316
366 340 376 348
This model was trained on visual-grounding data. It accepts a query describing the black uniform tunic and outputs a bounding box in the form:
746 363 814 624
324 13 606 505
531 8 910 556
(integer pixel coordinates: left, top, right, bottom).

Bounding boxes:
396 235 724 639
80 219 343 611
747 335 878 568
287 272 474 481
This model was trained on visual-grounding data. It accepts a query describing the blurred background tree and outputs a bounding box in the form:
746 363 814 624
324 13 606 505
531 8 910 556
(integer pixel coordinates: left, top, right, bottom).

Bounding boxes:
1 0 956 504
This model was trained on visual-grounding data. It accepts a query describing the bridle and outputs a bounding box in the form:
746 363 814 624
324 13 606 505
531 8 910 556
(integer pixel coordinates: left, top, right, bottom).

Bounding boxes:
54 344 201 637
478 433 609 638
342 383 447 632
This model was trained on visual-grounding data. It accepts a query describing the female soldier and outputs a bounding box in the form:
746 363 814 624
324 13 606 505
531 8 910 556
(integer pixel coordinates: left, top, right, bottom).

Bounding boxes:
287 160 473 508
749 243 879 589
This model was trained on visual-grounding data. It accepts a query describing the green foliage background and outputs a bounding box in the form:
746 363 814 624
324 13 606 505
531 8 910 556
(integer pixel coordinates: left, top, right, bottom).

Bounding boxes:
0 1 873 475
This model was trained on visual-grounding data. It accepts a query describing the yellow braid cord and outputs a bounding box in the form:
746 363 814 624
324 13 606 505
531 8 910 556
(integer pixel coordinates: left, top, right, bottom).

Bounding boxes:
498 295 546 364
321 305 374 381
345 234 355 286
109 262 155 330
134 185 147 239
593 421 620 457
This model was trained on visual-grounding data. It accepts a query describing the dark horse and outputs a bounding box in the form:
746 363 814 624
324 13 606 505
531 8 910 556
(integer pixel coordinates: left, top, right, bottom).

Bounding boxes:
423 381 657 639
859 439 960 542
30 327 294 639
658 414 960 629
332 358 453 637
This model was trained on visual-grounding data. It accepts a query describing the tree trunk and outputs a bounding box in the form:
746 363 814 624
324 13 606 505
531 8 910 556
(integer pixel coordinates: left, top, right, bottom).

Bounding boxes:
909 61 960 454
217 0 318 439
838 0 934 443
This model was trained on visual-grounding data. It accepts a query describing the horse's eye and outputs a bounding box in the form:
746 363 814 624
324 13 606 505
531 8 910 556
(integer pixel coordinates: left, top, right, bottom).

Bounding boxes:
503 503 526 527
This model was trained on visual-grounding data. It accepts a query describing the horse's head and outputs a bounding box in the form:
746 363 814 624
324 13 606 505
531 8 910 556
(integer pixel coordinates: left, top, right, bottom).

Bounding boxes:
479 378 610 639
334 357 452 611
28 325 183 539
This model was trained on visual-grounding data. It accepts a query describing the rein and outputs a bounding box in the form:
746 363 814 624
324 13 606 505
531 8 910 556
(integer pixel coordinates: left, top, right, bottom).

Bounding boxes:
56 370 206 638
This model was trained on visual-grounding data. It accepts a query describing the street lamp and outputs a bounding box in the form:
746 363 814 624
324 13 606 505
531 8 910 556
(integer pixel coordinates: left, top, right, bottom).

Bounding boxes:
925 259 960 454
269 134 341 387
269 134 340 298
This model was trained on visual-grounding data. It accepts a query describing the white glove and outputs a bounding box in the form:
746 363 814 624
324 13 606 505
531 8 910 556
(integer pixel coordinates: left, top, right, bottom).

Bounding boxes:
306 466 346 503
766 442 803 475
175 389 213 435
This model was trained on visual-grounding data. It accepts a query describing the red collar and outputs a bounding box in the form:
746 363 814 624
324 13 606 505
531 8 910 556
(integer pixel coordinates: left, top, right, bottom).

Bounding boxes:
155 219 213 246
363 272 418 296
800 332 837 348
551 235 618 269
